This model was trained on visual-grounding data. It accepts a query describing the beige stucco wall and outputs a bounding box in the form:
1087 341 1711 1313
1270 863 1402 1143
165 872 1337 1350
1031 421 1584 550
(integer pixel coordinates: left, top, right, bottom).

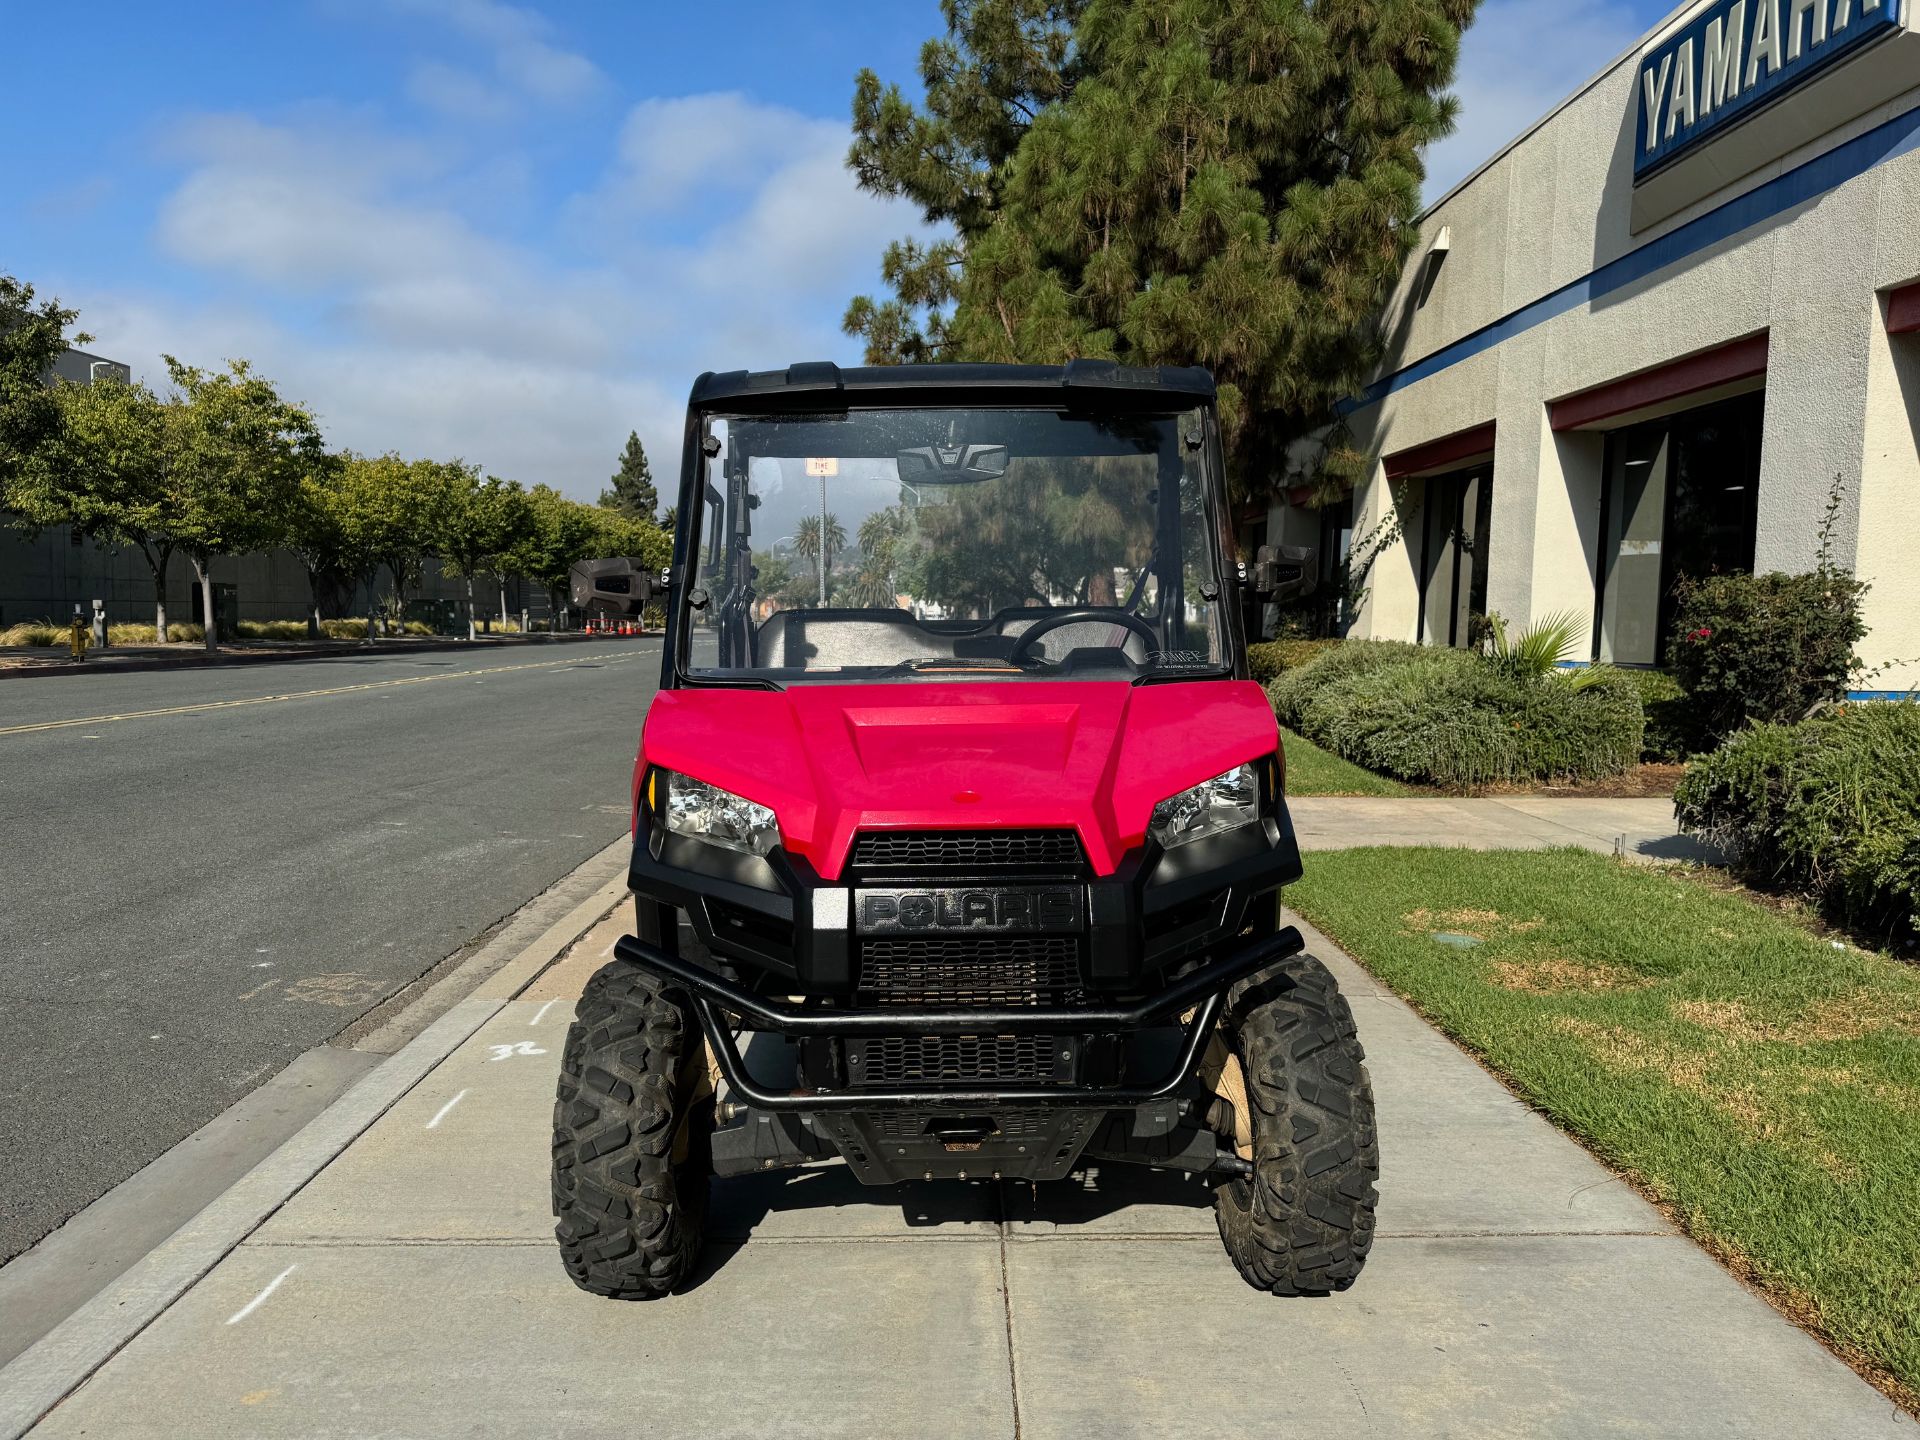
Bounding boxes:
1329 3 1920 690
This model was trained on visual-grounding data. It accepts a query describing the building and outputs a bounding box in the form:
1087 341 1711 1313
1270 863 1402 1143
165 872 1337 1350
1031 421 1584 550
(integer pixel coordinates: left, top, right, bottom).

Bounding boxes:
1272 0 1920 696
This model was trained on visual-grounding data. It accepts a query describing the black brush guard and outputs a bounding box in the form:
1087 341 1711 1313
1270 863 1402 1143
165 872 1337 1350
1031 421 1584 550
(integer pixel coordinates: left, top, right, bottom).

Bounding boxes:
610 924 1305 1112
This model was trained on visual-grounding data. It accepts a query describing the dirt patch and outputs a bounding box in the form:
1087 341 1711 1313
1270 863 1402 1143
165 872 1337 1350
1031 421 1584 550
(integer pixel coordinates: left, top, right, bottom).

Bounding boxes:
1401 907 1544 941
1675 993 1920 1045
1554 1016 1857 1181
1473 763 1687 799
1491 954 1646 994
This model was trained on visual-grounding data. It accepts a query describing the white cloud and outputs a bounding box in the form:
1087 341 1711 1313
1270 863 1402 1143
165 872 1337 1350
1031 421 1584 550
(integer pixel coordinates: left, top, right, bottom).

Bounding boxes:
85 93 927 500
406 60 518 124
390 0 604 106
1423 0 1647 204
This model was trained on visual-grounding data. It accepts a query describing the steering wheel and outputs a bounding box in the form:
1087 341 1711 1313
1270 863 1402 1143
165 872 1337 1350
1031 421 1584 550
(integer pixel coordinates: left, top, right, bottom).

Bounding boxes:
1006 608 1159 666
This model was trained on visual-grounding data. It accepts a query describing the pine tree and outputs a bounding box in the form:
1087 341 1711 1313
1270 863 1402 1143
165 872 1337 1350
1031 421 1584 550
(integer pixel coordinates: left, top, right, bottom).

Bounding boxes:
599 431 658 521
846 0 1475 495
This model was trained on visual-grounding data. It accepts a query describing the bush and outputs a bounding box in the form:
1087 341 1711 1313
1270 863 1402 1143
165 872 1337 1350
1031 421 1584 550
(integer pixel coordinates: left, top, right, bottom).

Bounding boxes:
1676 703 1920 946
1621 667 1702 762
1247 637 1340 684
319 618 369 639
1666 479 1866 742
235 619 311 640
1271 643 1645 787
1 622 62 647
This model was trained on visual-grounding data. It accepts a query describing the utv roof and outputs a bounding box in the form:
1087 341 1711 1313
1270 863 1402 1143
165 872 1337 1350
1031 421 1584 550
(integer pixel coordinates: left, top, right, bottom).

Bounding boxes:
689 360 1215 412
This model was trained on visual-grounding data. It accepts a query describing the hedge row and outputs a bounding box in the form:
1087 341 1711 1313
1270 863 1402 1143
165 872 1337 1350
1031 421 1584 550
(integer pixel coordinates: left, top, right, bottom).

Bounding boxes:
1675 703 1920 947
1268 640 1645 787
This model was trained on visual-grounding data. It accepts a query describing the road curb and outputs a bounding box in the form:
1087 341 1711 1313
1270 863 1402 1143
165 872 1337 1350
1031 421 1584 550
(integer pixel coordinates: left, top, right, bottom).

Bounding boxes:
0 633 659 681
0 849 633 1439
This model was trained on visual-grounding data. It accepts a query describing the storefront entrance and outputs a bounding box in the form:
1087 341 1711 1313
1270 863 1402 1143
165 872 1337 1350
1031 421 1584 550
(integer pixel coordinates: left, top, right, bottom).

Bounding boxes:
1417 464 1493 648
1592 391 1764 665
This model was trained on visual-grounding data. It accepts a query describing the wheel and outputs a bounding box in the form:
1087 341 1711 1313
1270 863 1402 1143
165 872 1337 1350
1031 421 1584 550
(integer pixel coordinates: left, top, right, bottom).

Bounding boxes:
551 958 713 1298
1212 951 1379 1294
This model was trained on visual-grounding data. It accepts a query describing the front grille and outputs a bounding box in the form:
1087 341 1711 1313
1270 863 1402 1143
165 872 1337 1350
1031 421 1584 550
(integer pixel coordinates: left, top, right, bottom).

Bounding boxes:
858 1035 1060 1086
849 829 1083 874
871 1109 1053 1140
857 936 1081 1007
846 831 1087 1088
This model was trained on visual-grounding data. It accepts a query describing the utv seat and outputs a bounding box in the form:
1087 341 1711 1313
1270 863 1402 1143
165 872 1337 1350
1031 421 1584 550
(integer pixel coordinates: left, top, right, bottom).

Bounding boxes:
754 609 951 670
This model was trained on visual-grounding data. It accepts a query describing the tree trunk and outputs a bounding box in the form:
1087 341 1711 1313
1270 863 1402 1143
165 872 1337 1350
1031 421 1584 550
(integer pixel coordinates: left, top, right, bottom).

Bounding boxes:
499 577 509 633
361 574 376 643
466 573 477 641
141 542 173 644
193 558 218 653
307 569 323 641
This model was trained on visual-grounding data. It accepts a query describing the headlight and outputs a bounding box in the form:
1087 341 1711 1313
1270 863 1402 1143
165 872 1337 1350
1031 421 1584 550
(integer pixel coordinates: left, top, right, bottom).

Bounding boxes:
658 770 780 856
1149 763 1260 849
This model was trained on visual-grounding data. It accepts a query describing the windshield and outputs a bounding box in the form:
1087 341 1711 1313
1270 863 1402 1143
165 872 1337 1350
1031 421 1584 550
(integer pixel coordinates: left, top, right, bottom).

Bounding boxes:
682 406 1227 683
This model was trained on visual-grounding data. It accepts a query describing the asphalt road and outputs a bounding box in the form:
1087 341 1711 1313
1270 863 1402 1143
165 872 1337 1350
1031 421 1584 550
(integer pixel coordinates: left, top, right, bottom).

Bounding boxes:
0 641 660 1262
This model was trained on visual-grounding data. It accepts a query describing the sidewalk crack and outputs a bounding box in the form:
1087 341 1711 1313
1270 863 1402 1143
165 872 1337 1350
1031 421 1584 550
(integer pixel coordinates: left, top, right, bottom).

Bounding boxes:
996 1184 1023 1439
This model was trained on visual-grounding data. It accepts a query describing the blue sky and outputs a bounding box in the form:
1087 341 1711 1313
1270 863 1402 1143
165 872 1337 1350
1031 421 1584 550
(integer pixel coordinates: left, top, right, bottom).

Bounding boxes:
2 0 1671 499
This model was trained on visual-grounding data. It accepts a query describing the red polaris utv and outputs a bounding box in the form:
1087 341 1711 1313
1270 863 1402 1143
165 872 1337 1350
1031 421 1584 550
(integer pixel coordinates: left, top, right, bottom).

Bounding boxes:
552 361 1377 1297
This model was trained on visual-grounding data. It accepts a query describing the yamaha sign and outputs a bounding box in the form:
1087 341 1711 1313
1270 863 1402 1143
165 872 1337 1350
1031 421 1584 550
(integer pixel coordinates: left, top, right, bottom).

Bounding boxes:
1634 0 1906 179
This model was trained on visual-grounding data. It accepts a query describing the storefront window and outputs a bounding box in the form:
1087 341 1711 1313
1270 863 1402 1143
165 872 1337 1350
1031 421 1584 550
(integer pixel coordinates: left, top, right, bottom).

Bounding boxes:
1417 465 1492 648
1593 392 1764 665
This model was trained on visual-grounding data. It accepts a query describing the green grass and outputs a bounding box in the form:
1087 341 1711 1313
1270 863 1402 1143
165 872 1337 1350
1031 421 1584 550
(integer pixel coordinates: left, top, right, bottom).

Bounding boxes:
1289 847 1920 1406
1281 727 1412 796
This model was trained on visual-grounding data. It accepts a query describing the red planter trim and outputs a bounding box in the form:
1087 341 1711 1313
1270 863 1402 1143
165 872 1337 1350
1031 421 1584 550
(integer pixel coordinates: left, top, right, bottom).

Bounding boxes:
1382 422 1496 480
1550 333 1769 432
1889 281 1920 336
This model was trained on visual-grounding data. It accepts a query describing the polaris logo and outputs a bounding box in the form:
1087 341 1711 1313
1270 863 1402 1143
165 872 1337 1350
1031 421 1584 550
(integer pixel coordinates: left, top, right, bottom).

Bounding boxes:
857 887 1082 935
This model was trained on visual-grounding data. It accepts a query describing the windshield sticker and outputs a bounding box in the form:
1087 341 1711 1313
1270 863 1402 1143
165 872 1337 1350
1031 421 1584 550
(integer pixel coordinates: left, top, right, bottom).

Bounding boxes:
804 457 838 477
1148 649 1212 668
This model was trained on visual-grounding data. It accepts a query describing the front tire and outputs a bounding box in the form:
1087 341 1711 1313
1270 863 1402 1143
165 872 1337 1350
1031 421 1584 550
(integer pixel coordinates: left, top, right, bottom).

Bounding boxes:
1213 952 1379 1294
551 959 712 1299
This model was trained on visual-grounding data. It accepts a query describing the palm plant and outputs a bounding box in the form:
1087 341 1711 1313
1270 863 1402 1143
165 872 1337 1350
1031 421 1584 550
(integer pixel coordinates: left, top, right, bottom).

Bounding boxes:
1481 609 1608 686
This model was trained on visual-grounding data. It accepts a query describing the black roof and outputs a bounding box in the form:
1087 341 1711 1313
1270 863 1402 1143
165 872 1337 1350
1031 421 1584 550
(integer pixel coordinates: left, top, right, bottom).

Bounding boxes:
688 360 1215 412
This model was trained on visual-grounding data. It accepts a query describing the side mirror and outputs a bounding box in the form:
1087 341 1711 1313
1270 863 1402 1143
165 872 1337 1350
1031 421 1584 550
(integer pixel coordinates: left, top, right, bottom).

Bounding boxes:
1251 544 1317 602
569 557 656 616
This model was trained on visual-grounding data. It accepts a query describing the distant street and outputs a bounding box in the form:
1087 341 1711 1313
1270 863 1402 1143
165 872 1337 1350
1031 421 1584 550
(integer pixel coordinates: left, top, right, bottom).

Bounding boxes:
0 641 660 1261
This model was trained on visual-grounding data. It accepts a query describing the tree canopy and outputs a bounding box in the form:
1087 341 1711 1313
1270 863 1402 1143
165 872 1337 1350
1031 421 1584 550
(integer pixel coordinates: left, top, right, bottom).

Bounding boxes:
845 0 1475 495
0 274 87 511
599 431 659 522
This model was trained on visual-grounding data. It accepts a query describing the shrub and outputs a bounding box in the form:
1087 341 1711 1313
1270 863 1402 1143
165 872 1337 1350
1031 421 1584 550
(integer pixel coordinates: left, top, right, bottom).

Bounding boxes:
1247 637 1339 684
1272 643 1644 787
1 622 63 647
1676 703 1920 946
1267 639 1423 726
1620 668 1702 762
235 619 312 640
1665 477 1867 742
319 618 369 639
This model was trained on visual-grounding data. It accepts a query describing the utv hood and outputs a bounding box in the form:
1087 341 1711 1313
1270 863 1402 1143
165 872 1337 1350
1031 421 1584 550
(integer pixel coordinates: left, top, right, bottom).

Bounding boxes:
637 680 1280 880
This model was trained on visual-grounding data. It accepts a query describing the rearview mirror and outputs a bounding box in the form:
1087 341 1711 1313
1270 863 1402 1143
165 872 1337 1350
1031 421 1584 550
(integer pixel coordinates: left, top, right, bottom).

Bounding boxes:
569 557 655 616
1251 544 1317 601
895 442 1010 483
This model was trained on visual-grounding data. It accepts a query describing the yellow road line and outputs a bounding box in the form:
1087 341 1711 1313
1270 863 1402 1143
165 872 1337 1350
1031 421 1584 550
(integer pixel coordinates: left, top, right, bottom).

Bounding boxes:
0 651 642 738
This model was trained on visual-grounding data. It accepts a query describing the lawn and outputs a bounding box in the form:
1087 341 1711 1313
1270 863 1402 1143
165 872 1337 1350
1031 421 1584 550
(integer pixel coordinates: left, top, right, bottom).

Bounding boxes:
1280 727 1411 796
1288 847 1920 1407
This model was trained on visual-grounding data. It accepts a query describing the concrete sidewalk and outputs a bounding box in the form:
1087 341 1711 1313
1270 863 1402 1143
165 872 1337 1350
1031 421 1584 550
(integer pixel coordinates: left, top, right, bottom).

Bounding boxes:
3 906 1903 1438
1291 794 1722 864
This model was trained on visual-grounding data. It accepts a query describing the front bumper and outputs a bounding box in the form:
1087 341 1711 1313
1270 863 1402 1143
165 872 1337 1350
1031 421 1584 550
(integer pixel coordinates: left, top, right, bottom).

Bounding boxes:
613 923 1304 1111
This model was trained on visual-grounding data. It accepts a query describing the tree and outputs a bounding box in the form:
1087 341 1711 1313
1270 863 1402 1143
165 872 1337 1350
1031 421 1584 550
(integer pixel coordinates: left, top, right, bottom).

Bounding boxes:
599 431 658 522
164 358 325 652
794 513 846 604
506 485 601 628
285 455 357 640
440 471 534 641
0 273 87 513
335 453 453 639
14 375 188 639
846 0 1475 495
